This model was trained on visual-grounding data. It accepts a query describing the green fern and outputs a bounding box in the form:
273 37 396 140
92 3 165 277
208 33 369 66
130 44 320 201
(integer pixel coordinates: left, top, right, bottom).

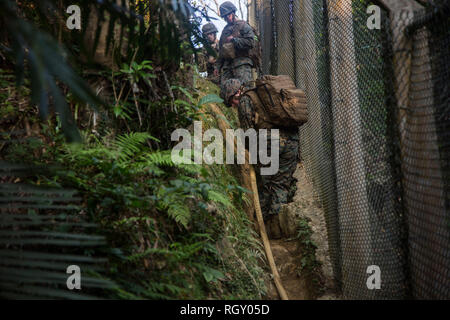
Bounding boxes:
156 185 192 229
113 132 159 163
207 190 233 208
167 202 191 229
144 150 174 167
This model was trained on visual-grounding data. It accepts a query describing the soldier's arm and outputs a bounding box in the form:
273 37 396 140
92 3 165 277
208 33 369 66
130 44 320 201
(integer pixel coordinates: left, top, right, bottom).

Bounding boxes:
210 42 219 63
214 45 224 72
232 23 255 51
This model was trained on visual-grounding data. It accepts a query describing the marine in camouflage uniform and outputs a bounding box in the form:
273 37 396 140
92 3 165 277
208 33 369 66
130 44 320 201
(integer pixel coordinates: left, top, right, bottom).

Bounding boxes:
258 129 299 220
221 79 299 221
216 2 255 91
199 23 220 84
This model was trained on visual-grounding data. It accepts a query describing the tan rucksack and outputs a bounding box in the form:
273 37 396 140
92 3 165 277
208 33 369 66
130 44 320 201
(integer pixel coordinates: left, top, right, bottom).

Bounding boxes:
244 75 308 129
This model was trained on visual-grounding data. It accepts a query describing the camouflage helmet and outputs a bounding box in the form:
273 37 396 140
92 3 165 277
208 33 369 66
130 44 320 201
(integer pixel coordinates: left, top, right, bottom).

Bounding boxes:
219 1 237 18
220 79 242 106
202 22 218 36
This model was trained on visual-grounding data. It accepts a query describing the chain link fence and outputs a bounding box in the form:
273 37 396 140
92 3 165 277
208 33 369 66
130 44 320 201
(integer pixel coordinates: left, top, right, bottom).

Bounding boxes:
251 0 449 299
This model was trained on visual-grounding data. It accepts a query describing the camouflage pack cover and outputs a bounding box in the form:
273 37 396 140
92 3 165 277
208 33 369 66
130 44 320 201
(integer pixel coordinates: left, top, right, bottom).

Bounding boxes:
244 75 308 128
221 42 236 60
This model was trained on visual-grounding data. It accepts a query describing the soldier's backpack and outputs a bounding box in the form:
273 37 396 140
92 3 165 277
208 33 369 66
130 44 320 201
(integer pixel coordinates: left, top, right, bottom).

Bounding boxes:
244 75 308 129
221 20 262 69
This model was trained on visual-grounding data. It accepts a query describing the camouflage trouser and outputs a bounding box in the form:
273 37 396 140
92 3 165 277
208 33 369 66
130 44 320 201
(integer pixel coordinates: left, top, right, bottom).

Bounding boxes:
237 95 254 133
257 129 299 219
220 58 254 90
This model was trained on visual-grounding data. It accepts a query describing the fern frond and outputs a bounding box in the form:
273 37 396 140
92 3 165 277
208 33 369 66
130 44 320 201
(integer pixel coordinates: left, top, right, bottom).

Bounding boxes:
145 150 174 167
156 185 192 228
178 163 203 175
208 190 233 209
113 132 158 163
167 202 191 229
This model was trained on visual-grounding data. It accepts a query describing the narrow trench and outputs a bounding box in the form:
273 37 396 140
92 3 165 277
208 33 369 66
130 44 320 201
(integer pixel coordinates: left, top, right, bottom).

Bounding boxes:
210 104 337 300
263 164 339 300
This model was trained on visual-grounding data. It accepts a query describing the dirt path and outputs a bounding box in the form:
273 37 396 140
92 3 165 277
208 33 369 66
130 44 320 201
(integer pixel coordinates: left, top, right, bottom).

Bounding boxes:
269 239 311 299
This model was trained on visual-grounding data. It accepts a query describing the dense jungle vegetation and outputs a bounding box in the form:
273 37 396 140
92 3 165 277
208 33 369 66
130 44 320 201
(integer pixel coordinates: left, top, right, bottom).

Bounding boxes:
0 0 270 299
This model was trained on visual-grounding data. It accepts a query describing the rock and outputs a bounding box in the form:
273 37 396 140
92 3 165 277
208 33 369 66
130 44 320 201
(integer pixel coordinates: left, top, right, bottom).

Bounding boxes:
278 205 298 238
270 242 296 277
265 215 282 239
270 243 291 262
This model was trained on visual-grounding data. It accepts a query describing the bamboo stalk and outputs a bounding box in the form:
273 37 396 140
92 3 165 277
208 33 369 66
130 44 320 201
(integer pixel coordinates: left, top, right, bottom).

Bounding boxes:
249 165 289 300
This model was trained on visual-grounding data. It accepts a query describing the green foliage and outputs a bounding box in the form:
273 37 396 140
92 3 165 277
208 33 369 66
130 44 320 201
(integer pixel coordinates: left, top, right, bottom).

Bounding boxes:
0 167 116 299
118 61 157 84
113 132 159 162
50 122 266 299
0 0 207 141
296 218 321 278
0 1 267 299
0 0 107 141
198 94 224 106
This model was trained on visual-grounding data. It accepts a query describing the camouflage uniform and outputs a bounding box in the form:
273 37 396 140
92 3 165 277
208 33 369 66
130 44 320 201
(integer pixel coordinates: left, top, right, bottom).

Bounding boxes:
216 21 255 90
221 79 299 220
258 129 299 219
204 40 220 84
220 78 242 107
238 94 299 218
200 23 220 84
